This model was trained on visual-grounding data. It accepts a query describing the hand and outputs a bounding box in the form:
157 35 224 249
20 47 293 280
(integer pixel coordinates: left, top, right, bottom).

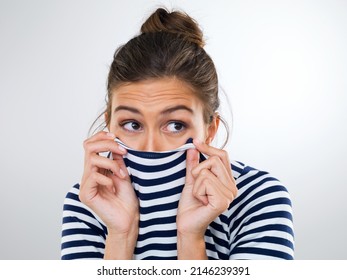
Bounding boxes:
79 131 139 234
177 139 237 237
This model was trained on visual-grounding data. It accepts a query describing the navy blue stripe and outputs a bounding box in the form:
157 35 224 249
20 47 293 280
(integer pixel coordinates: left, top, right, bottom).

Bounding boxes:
61 252 104 260
62 216 106 239
135 243 177 254
139 216 176 228
137 229 177 242
131 168 185 187
61 240 105 250
139 200 179 215
231 161 245 176
242 211 293 227
206 228 229 249
128 149 176 159
205 241 229 260
231 246 293 260
62 228 102 237
63 204 95 220
209 220 229 237
236 236 294 251
142 256 177 260
65 191 80 201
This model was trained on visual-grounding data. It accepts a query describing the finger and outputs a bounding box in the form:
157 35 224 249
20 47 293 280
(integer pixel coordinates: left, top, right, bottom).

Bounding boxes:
193 169 234 210
80 172 114 203
192 155 234 192
84 131 116 145
193 139 232 178
86 154 125 179
185 148 200 186
84 138 127 156
112 153 130 180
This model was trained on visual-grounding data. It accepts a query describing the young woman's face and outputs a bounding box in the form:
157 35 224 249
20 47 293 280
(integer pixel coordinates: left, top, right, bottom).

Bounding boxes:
107 78 218 151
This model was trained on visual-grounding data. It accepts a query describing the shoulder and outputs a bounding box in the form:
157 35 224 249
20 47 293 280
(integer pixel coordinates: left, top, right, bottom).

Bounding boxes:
62 184 106 234
227 160 294 259
61 184 107 260
231 160 292 206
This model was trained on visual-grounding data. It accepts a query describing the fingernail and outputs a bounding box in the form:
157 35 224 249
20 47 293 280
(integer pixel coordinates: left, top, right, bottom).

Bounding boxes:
119 169 126 178
107 132 115 139
118 145 127 153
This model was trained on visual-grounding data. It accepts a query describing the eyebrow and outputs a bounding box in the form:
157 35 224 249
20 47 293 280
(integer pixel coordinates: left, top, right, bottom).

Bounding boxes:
114 105 141 114
114 105 194 115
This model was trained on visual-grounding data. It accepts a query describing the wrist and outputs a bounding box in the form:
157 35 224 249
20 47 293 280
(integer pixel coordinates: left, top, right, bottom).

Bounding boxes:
104 224 139 260
177 231 207 260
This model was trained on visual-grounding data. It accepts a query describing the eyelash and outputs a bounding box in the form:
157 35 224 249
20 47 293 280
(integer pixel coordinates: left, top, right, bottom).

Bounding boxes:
165 121 187 133
120 120 142 133
119 120 187 133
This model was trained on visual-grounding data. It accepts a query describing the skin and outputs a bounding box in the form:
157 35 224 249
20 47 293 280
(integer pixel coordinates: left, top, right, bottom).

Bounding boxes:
79 77 237 259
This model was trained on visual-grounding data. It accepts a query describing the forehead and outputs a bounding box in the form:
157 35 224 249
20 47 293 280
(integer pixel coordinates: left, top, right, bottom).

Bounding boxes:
111 78 201 108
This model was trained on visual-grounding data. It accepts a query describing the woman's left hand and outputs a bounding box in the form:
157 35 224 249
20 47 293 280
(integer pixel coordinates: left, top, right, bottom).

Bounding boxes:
177 139 237 257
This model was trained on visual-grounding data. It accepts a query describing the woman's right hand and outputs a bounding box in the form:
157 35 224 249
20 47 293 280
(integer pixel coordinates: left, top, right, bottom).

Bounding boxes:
79 131 139 236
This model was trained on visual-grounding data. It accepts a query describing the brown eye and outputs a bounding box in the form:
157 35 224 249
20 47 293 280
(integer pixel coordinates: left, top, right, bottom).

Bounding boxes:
166 122 186 133
122 121 142 132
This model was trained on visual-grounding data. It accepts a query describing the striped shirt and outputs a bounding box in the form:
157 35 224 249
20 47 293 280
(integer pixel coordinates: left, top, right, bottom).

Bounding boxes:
61 140 294 260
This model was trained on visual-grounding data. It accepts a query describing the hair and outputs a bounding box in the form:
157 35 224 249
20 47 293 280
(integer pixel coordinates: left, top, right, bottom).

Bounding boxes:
90 7 230 148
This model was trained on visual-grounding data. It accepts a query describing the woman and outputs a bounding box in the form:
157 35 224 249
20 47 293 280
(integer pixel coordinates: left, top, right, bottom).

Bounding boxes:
61 8 294 260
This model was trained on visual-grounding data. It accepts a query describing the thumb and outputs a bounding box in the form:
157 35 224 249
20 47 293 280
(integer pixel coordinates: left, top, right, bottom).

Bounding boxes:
185 148 199 186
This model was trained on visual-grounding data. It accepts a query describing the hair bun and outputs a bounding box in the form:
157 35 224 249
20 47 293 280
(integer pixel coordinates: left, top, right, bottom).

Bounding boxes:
141 8 205 48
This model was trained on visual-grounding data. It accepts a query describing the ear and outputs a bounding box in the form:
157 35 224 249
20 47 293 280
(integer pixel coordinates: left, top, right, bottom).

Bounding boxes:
205 114 220 144
104 112 110 132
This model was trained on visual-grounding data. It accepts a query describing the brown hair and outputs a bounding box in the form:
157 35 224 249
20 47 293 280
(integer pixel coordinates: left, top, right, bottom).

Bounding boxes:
91 7 230 146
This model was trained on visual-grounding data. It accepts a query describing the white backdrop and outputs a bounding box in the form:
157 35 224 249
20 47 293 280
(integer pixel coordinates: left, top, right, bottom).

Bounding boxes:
0 0 346 259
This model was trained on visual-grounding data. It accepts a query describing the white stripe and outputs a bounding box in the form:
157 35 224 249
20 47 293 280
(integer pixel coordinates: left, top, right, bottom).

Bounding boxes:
229 253 284 260
61 233 104 244
230 230 294 253
230 160 244 179
238 240 294 256
132 177 185 193
61 246 104 256
205 236 230 256
138 223 177 234
136 236 177 247
206 248 221 259
239 217 293 234
139 192 181 208
139 208 177 222
63 209 104 231
62 221 90 231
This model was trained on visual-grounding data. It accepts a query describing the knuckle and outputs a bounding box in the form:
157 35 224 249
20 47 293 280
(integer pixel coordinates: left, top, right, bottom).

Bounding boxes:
90 172 99 182
219 150 229 160
200 168 210 177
